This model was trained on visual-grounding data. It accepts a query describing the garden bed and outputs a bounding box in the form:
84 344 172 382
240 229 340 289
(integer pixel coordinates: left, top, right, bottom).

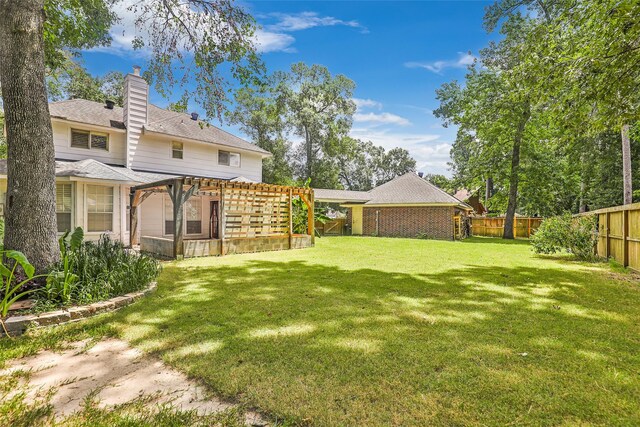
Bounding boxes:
2 281 157 337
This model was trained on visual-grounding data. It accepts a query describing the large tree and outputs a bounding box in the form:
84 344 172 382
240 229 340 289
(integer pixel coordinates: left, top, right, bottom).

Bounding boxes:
0 0 261 272
48 59 125 106
487 0 640 205
281 63 356 188
228 80 294 185
0 0 60 270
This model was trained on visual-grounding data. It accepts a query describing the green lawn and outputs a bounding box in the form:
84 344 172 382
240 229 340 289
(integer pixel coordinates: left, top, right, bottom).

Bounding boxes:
4 236 640 425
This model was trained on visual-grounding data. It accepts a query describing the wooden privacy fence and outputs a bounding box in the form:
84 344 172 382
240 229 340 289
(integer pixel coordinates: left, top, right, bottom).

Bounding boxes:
579 203 640 271
315 218 346 236
471 217 543 238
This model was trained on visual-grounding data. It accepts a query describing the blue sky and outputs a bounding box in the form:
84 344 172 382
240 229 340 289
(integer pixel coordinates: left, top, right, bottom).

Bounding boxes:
80 1 495 176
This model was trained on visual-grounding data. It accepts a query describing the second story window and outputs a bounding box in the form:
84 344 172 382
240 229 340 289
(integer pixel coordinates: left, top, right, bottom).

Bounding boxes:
218 150 240 167
172 141 184 159
71 129 109 151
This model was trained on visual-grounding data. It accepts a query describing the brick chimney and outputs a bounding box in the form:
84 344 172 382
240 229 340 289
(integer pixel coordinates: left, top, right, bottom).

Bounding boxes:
123 65 148 168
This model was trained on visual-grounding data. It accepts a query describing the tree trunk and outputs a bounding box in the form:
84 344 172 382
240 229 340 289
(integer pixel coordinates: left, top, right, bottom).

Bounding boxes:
503 107 530 239
579 152 587 213
579 179 587 213
0 0 60 272
621 124 632 205
305 127 313 181
485 177 493 213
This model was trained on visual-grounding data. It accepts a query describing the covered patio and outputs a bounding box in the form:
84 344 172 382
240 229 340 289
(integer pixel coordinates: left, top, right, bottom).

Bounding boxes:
129 177 315 259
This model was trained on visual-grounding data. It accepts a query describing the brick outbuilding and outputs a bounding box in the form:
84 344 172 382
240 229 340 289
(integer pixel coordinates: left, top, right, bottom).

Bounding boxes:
315 172 472 240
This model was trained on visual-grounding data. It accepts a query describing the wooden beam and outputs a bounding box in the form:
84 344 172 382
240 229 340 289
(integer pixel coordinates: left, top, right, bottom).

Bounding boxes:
131 178 176 192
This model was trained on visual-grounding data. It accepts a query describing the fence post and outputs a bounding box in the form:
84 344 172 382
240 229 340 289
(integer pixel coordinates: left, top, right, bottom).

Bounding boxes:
623 208 629 267
605 212 610 259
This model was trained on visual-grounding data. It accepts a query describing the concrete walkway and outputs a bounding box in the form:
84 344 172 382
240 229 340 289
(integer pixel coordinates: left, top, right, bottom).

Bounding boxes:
2 338 266 425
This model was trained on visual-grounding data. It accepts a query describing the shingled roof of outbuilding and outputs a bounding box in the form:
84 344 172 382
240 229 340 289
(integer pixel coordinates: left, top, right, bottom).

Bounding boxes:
48 99 271 156
314 172 472 209
366 172 464 205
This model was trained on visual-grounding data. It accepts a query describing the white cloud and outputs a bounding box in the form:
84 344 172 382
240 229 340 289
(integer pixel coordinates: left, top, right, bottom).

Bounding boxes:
405 52 476 74
89 5 365 56
266 12 367 33
354 112 411 126
350 127 452 175
253 30 296 53
353 98 382 110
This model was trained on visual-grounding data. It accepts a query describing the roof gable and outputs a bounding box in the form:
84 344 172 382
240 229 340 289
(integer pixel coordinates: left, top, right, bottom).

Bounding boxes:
314 173 470 207
366 172 463 205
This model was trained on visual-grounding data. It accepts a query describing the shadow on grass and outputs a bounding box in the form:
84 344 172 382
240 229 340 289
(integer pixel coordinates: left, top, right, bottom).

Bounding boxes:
463 236 532 245
107 257 640 426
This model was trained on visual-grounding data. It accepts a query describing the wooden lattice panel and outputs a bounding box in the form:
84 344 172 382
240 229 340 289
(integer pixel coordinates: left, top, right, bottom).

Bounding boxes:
222 187 290 238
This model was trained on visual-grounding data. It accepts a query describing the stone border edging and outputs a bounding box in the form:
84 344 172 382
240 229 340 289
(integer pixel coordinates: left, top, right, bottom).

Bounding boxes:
3 282 157 337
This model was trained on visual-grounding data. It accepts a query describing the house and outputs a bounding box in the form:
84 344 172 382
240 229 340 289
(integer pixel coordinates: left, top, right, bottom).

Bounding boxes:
453 189 486 215
314 172 472 240
0 66 314 258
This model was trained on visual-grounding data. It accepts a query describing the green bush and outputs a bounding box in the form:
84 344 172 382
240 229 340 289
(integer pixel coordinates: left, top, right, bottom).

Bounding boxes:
39 233 160 307
531 213 598 261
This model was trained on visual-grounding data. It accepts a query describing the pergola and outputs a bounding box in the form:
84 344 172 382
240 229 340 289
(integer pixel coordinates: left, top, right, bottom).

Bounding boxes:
129 177 315 259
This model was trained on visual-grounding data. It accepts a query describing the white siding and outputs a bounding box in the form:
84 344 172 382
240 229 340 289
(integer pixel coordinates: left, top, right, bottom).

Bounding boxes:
52 121 126 165
140 193 217 239
123 74 149 168
131 134 263 182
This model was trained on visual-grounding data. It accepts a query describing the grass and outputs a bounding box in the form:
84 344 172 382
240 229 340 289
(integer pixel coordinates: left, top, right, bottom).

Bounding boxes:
2 236 640 425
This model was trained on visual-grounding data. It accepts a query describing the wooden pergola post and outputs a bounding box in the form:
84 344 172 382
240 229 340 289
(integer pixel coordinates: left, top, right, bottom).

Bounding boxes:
129 189 152 247
300 190 315 245
219 182 225 255
166 178 199 259
129 191 140 247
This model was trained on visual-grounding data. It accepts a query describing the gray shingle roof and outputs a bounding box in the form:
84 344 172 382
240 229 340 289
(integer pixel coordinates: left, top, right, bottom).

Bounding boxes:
144 105 270 155
366 172 463 205
313 188 370 203
314 172 470 207
49 99 126 129
48 99 270 156
0 159 247 184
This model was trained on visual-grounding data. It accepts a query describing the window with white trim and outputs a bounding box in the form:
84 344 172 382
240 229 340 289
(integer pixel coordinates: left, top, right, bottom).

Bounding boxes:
86 185 113 232
56 183 72 232
164 197 174 235
70 128 109 151
185 198 202 234
218 150 240 167
172 141 183 159
163 196 202 235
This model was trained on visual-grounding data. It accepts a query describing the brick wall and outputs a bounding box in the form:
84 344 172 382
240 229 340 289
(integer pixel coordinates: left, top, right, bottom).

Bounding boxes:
360 206 454 240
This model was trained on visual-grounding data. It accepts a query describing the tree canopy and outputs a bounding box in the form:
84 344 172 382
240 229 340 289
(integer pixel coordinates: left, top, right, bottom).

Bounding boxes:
434 0 640 237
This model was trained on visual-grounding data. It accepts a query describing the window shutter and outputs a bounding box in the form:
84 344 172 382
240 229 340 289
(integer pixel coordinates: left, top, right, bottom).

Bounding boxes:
71 130 90 148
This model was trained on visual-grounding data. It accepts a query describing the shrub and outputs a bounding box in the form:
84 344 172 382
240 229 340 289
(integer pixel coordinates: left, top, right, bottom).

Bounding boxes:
1 251 46 335
39 233 160 307
531 213 598 261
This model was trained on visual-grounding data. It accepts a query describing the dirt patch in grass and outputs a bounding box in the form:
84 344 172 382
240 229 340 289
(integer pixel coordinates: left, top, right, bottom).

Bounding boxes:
1 338 266 425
